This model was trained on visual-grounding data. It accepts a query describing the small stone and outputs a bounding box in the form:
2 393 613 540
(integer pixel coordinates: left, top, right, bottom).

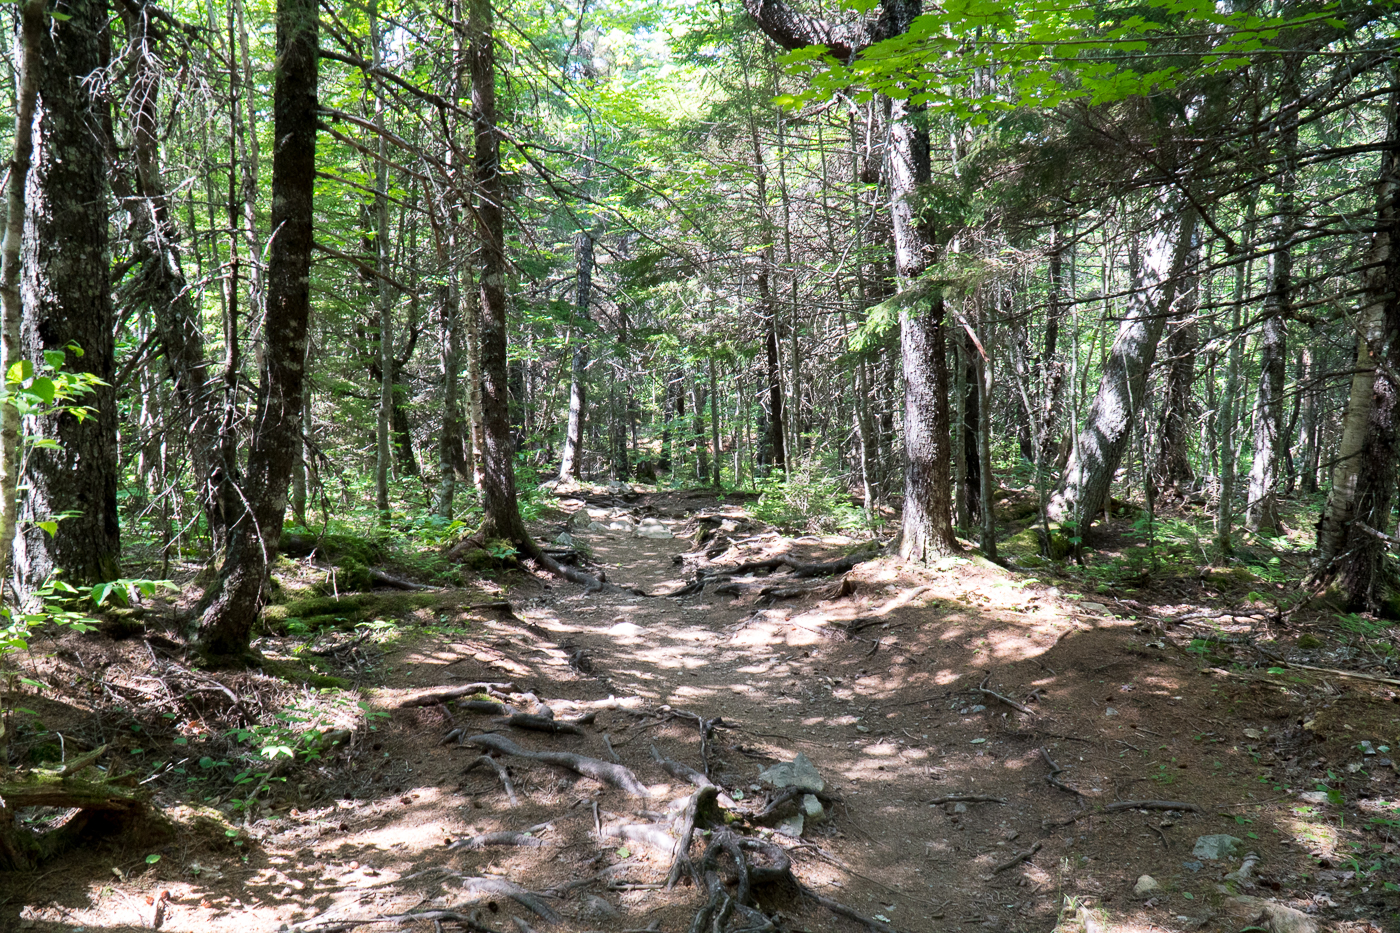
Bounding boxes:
1079 601 1110 614
554 531 575 547
801 794 826 824
760 753 825 793
1250 901 1318 933
776 813 804 837
1359 740 1376 755
1297 633 1323 649
1133 875 1160 896
968 704 987 713
1181 860 1203 872
1104 707 1119 717
1192 834 1244 860
1298 791 1330 804
952 802 968 814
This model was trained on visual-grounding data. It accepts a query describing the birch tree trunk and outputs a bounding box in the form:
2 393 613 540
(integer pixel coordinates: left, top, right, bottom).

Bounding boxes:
1047 202 1197 530
1312 89 1400 611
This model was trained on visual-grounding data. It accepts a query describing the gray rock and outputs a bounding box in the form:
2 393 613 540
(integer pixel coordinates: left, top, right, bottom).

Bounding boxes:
1297 790 1330 805
801 794 825 824
635 522 674 539
1104 707 1119 717
951 802 968 814
1079 601 1110 614
1193 834 1244 860
554 531 575 547
759 752 825 793
776 813 804 837
1181 860 1203 872
1133 874 1160 896
1246 900 1318 933
587 521 609 532
579 895 619 920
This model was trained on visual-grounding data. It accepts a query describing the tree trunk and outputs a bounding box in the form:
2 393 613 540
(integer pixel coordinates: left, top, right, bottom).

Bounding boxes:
559 216 593 482
1047 203 1196 530
15 0 120 594
1155 238 1200 497
1312 90 1400 611
195 0 317 662
0 0 44 589
961 328 982 525
1035 223 1067 468
470 0 527 543
1245 62 1300 536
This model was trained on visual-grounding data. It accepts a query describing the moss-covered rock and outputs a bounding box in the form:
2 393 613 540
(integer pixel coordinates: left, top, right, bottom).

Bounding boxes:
1203 566 1258 587
1003 525 1073 561
279 531 385 565
1297 633 1324 649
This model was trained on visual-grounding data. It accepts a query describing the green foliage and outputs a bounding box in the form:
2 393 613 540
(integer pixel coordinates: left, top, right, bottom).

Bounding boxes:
753 457 868 534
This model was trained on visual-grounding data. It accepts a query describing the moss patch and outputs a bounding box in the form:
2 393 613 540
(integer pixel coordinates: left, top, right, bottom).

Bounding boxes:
259 657 351 691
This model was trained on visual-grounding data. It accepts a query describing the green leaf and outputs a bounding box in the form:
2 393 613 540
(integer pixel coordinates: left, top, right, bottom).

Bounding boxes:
616 847 631 858
42 350 66 370
28 377 54 405
145 853 161 864
36 521 57 538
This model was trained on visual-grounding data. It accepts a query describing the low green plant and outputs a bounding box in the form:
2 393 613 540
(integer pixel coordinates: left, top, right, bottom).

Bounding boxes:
753 456 868 533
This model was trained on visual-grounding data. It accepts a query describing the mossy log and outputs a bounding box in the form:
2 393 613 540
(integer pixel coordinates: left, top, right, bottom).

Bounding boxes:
0 770 171 870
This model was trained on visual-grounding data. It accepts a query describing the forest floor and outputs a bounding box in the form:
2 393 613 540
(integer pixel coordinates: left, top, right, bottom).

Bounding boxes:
2 487 1399 933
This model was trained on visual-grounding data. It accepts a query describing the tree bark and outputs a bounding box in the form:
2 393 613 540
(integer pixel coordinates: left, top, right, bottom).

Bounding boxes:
1047 203 1196 530
559 210 594 482
470 0 527 543
1246 62 1301 536
1155 237 1200 498
0 0 44 590
370 0 393 523
195 0 317 662
1312 89 1400 611
15 0 120 593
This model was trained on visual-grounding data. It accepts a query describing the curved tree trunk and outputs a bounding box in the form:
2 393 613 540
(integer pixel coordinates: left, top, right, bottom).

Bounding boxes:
15 0 120 595
1047 203 1196 531
196 0 317 662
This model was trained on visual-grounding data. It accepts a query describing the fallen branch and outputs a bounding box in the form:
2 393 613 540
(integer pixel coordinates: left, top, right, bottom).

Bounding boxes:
978 674 1034 715
1040 747 1083 797
800 884 902 933
463 733 649 796
991 841 1042 874
398 683 516 708
1103 799 1203 813
926 794 1004 805
368 568 437 591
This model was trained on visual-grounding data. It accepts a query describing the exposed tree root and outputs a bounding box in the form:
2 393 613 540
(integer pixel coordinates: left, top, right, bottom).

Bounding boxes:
704 546 879 580
449 824 553 850
464 754 519 807
463 733 649 796
459 875 562 923
926 794 1005 805
399 682 517 708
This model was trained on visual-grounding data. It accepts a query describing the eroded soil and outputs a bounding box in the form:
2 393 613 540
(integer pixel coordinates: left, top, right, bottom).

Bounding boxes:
3 489 1399 933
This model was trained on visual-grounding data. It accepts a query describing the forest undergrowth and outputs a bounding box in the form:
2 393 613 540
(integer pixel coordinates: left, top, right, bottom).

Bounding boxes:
1 481 1397 933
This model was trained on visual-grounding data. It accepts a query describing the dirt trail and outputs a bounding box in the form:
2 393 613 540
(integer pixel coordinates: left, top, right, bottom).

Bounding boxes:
7 492 1398 933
